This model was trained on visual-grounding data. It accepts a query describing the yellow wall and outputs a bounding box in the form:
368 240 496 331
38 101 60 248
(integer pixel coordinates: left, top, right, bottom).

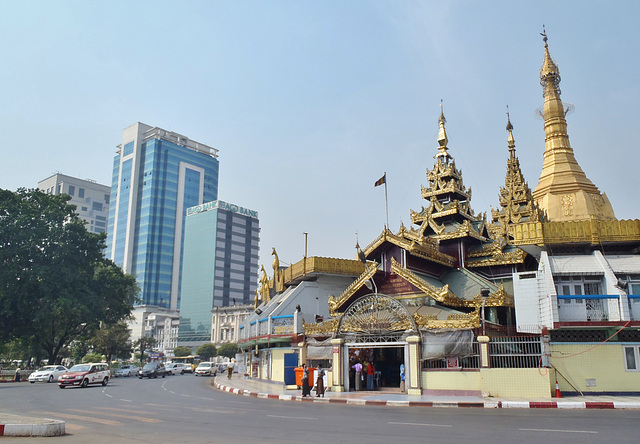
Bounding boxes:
550 343 640 394
481 369 551 398
422 371 481 392
421 369 551 397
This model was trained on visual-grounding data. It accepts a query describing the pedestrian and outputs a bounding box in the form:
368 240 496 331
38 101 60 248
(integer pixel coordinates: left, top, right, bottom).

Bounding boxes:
366 361 375 391
315 364 325 397
399 363 405 392
352 361 362 391
14 367 21 382
227 359 235 379
301 364 311 397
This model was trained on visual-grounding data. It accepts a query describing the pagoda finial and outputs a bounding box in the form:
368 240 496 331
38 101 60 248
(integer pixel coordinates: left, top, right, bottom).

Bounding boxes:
540 26 560 93
506 105 515 158
435 100 450 162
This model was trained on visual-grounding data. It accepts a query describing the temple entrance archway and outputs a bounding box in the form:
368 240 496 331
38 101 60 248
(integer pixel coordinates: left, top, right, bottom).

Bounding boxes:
336 293 416 392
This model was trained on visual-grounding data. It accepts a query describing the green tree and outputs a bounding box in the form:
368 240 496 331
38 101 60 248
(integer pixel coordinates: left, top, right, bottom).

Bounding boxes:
91 321 133 363
0 189 138 363
196 343 217 360
82 352 103 363
173 346 192 357
133 336 158 363
216 343 237 359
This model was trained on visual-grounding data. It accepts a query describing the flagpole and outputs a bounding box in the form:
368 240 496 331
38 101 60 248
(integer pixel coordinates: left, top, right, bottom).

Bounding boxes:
384 172 389 230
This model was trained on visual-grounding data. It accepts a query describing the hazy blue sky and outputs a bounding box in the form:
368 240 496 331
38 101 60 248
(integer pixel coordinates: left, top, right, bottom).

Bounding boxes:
1 1 639 270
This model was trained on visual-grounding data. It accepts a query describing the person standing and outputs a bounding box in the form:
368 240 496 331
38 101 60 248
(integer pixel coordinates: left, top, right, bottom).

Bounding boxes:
352 361 362 391
315 364 325 397
366 361 375 391
227 359 235 379
14 367 21 382
301 364 311 397
399 363 405 392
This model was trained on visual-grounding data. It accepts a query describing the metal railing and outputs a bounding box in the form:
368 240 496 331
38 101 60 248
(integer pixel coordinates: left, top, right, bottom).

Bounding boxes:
557 295 619 322
489 336 542 368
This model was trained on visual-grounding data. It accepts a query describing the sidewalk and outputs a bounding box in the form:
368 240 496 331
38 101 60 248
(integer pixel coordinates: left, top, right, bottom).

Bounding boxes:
0 413 65 437
214 375 640 409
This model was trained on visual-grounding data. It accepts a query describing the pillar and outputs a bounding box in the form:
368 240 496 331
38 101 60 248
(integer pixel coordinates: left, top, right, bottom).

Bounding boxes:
477 335 490 368
406 335 422 395
298 341 307 366
330 338 345 392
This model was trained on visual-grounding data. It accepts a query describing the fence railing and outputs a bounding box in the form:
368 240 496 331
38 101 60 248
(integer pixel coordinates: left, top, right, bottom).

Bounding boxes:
422 336 542 370
557 295 619 322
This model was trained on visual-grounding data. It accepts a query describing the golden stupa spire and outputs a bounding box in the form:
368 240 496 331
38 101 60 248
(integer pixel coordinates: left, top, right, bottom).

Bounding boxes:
532 27 615 221
435 100 452 163
506 106 516 159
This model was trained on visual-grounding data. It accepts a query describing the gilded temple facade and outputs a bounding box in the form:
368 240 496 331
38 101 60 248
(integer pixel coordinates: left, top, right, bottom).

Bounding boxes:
238 32 640 397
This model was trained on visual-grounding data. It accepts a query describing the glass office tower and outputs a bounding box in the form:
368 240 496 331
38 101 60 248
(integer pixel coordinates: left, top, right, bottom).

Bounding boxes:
179 200 259 346
106 122 219 309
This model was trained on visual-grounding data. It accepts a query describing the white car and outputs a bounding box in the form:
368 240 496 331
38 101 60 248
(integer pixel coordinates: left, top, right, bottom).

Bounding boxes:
194 362 217 376
114 365 140 377
28 365 68 383
58 363 110 388
165 363 188 375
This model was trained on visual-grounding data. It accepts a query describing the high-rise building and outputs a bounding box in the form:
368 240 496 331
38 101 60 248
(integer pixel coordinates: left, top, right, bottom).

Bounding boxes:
38 173 110 234
106 122 219 309
179 200 259 347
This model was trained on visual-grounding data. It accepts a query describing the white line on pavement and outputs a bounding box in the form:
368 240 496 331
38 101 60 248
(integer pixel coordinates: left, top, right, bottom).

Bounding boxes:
520 428 598 434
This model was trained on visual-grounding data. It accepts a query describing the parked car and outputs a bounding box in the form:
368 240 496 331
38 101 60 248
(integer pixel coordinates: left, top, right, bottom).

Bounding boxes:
58 363 110 389
138 362 166 379
165 363 188 375
195 362 217 376
114 365 140 377
28 365 68 383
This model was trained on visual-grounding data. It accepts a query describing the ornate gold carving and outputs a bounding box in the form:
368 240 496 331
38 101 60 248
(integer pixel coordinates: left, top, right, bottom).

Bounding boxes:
336 294 417 334
466 249 526 267
390 258 465 306
559 194 574 217
328 262 379 316
413 308 481 329
281 256 366 285
254 265 270 308
303 318 339 335
511 219 640 246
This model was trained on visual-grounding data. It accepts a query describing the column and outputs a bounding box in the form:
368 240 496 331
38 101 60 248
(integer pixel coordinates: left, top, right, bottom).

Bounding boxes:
477 335 490 368
406 335 422 395
330 338 345 392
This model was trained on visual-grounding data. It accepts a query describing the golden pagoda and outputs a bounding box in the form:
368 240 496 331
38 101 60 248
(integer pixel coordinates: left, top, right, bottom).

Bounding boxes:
490 111 542 240
532 29 615 222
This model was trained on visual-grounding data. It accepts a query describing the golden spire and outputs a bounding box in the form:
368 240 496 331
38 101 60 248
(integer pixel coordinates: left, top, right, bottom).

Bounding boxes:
532 27 615 221
491 109 541 239
435 100 451 163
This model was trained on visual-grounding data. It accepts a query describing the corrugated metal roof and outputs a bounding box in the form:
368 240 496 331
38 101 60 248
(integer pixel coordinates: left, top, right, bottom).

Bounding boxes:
549 255 603 275
603 255 640 274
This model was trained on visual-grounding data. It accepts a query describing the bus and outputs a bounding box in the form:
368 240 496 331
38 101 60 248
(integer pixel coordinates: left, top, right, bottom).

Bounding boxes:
170 356 201 372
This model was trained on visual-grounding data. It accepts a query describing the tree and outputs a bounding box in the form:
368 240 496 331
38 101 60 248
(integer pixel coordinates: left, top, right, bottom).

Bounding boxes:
0 189 139 363
196 343 217 360
217 343 238 359
91 321 133 363
173 346 192 357
82 352 103 363
133 336 158 363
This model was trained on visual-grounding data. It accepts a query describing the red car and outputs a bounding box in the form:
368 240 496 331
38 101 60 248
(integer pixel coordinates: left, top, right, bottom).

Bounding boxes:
58 363 110 389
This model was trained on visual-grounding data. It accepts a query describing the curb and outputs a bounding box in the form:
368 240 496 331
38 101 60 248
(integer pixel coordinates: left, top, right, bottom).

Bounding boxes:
0 415 65 437
213 382 640 410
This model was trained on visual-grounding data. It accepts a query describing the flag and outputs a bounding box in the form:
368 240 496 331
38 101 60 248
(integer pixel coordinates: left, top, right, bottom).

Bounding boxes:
374 174 386 187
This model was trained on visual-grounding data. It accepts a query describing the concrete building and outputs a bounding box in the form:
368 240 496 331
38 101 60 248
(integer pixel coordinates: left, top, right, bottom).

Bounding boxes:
38 173 110 234
106 122 219 310
179 200 259 349
129 305 180 358
212 304 252 345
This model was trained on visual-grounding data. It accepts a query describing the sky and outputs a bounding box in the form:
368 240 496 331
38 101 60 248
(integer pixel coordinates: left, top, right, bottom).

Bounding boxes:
1 0 639 271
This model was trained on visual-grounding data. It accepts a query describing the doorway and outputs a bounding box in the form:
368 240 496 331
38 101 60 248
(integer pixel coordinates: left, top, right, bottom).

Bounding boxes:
347 345 404 391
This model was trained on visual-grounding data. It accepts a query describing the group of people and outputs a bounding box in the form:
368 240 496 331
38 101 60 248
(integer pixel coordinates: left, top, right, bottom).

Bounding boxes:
300 363 326 397
351 360 376 391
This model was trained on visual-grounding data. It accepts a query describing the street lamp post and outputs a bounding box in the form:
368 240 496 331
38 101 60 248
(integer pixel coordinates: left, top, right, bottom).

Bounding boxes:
480 288 490 336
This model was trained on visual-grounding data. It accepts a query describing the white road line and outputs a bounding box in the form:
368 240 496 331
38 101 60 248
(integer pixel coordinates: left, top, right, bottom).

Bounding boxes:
520 428 598 434
119 399 133 402
388 422 453 428
268 414 316 420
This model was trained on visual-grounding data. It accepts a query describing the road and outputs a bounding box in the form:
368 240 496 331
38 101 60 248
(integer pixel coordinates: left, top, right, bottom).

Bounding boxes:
0 374 638 443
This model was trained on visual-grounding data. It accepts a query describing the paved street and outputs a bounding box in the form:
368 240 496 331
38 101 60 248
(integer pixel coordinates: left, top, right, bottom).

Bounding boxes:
1 376 639 443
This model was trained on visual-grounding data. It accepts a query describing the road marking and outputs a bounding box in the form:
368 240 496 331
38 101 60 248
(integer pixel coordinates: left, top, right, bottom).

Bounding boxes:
520 428 598 434
119 399 133 402
69 408 162 423
268 414 316 420
388 422 453 428
50 412 120 426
